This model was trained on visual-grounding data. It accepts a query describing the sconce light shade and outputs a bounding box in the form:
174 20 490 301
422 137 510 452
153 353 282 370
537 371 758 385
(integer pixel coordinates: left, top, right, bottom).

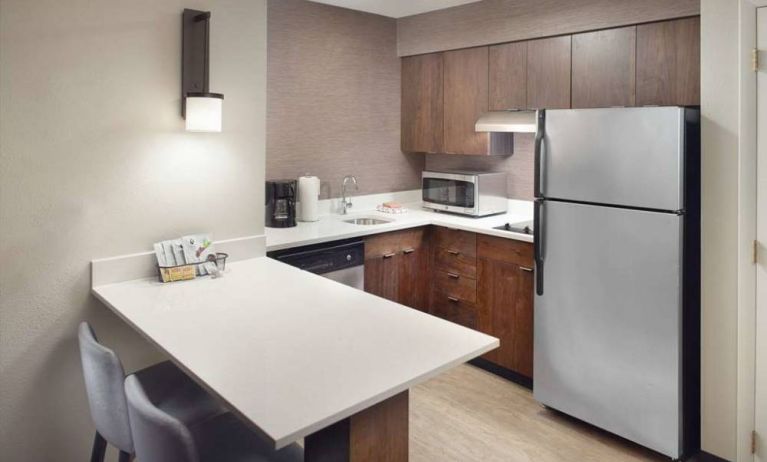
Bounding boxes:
185 93 223 132
182 9 223 133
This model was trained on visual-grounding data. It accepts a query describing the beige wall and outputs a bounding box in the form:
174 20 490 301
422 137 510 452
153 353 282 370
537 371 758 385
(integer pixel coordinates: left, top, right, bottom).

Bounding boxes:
700 0 739 460
267 0 424 199
0 1 267 460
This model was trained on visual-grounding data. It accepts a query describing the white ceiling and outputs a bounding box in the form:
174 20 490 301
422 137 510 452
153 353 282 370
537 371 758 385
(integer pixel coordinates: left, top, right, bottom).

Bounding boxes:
308 0 482 18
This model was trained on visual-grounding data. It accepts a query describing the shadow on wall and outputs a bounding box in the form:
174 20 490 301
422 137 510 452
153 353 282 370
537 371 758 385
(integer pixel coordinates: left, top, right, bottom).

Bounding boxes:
0 263 164 460
424 133 535 200
266 0 425 199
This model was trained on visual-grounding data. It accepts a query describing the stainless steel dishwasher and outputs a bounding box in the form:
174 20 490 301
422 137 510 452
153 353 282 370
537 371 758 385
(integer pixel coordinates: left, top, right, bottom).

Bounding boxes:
267 238 364 290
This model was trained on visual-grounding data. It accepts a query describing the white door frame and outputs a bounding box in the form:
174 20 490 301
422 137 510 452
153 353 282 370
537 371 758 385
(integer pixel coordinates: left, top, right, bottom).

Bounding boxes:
742 1 761 461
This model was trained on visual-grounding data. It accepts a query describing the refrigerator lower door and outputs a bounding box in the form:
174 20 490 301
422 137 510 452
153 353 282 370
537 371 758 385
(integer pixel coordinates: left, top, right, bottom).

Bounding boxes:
542 107 685 211
534 200 683 458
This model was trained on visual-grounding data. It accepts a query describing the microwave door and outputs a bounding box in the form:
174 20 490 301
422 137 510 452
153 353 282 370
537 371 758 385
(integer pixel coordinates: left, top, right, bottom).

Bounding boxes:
422 177 475 208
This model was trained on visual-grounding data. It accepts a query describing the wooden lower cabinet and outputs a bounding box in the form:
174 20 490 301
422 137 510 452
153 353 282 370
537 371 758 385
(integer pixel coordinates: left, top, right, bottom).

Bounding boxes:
398 242 429 311
366 226 535 380
364 250 400 301
430 295 477 330
477 255 534 378
433 270 477 303
364 227 429 311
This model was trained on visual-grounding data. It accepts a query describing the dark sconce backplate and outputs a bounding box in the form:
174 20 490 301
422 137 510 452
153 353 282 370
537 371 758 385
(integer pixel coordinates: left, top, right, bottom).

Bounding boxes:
182 9 216 117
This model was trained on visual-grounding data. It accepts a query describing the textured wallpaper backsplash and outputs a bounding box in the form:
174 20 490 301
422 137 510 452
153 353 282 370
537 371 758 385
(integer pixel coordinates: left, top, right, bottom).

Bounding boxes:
425 134 535 201
266 0 424 200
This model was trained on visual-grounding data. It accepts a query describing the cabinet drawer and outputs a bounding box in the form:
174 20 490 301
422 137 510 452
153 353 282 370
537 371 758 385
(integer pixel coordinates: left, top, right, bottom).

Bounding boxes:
434 248 477 278
433 270 476 303
433 227 476 258
431 294 477 330
477 234 533 267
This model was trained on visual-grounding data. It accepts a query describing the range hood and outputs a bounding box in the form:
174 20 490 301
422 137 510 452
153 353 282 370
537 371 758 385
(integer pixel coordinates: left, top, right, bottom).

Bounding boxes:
475 110 538 133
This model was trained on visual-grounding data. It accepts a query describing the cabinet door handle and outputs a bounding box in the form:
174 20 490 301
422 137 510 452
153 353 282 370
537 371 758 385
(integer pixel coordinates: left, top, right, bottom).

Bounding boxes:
519 266 534 272
403 248 415 254
447 272 460 279
447 296 459 303
447 249 460 256
383 253 396 259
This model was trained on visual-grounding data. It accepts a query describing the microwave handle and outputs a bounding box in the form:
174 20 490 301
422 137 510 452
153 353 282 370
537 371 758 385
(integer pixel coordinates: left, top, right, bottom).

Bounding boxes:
533 110 546 199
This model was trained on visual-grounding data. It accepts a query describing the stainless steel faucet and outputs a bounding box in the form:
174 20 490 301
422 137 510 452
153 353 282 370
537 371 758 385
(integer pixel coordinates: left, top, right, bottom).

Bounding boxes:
341 175 358 215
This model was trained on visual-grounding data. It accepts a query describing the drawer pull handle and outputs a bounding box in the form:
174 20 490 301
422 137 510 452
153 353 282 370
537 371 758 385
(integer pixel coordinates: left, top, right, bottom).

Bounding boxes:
447 272 460 279
447 249 460 256
447 296 459 303
520 266 534 272
403 248 415 254
383 253 396 259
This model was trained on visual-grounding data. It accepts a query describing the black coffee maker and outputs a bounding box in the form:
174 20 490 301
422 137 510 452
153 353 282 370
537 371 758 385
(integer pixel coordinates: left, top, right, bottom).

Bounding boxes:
265 180 297 228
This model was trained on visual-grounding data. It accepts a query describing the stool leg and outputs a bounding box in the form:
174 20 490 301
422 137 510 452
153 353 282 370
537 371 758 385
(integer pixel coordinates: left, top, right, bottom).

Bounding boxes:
89 432 106 462
118 451 132 462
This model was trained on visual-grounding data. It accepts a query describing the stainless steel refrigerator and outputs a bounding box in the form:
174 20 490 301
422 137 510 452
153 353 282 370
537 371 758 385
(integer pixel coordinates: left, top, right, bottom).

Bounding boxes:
532 107 700 459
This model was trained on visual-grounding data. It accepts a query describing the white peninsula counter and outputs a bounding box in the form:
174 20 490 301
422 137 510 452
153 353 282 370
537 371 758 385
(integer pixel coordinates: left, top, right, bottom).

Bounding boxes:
92 256 498 460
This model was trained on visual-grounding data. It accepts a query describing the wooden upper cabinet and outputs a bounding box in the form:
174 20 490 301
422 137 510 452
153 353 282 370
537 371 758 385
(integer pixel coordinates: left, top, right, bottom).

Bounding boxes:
401 18 700 152
401 53 444 153
636 17 700 106
443 47 490 155
527 36 572 109
572 26 636 108
489 42 527 111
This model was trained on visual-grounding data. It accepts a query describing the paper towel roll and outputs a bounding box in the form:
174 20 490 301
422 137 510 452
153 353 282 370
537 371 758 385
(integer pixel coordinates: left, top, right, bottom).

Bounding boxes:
298 175 320 222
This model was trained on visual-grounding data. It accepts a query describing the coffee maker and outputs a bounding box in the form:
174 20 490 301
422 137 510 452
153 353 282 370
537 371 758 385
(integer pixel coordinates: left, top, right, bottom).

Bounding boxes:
265 180 297 228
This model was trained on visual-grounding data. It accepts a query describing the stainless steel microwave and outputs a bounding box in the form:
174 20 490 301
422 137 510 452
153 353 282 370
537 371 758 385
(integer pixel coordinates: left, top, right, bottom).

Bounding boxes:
421 170 507 216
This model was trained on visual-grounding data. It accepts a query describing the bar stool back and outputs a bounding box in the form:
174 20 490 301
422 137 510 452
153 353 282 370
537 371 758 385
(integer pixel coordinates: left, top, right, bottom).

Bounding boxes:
77 322 133 461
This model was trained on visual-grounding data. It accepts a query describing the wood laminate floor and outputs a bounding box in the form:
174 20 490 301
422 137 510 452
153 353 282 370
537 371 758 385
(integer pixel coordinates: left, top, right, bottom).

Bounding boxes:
410 364 672 462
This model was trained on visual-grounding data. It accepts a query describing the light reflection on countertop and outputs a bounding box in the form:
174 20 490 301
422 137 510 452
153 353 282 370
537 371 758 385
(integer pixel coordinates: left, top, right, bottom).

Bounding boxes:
266 201 533 252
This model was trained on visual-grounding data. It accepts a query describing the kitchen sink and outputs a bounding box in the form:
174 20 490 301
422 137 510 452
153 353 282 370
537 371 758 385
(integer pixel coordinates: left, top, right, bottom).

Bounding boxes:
343 217 393 225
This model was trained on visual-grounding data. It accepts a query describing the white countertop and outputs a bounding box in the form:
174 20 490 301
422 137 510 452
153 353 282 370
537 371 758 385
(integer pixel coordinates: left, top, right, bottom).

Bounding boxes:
266 201 533 252
93 257 498 449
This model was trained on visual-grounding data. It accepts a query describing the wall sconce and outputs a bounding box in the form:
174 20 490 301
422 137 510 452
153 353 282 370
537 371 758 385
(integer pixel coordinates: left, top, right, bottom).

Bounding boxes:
182 9 224 132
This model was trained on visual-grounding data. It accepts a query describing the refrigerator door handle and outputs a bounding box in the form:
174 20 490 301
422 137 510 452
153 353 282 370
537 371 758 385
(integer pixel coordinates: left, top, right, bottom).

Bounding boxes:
533 109 546 198
534 198 544 295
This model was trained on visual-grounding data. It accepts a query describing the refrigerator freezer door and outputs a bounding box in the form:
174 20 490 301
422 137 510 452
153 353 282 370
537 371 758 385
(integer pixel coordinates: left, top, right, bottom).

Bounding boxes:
542 107 685 211
534 200 682 458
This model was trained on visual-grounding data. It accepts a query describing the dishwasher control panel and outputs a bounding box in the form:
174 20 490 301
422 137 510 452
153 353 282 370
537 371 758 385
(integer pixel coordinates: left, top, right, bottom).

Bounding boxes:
267 239 364 276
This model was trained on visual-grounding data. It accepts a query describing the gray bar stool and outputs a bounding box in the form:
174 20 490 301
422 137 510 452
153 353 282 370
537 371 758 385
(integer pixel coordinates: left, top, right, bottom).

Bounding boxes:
78 322 225 462
124 374 304 462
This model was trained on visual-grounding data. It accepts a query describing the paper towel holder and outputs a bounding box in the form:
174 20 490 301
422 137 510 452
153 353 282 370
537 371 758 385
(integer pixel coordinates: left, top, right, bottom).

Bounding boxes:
298 175 321 222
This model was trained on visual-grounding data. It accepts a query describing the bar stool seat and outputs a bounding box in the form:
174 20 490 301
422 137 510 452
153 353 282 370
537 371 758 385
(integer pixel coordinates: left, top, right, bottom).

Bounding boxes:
192 413 303 462
133 360 223 425
125 374 304 462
